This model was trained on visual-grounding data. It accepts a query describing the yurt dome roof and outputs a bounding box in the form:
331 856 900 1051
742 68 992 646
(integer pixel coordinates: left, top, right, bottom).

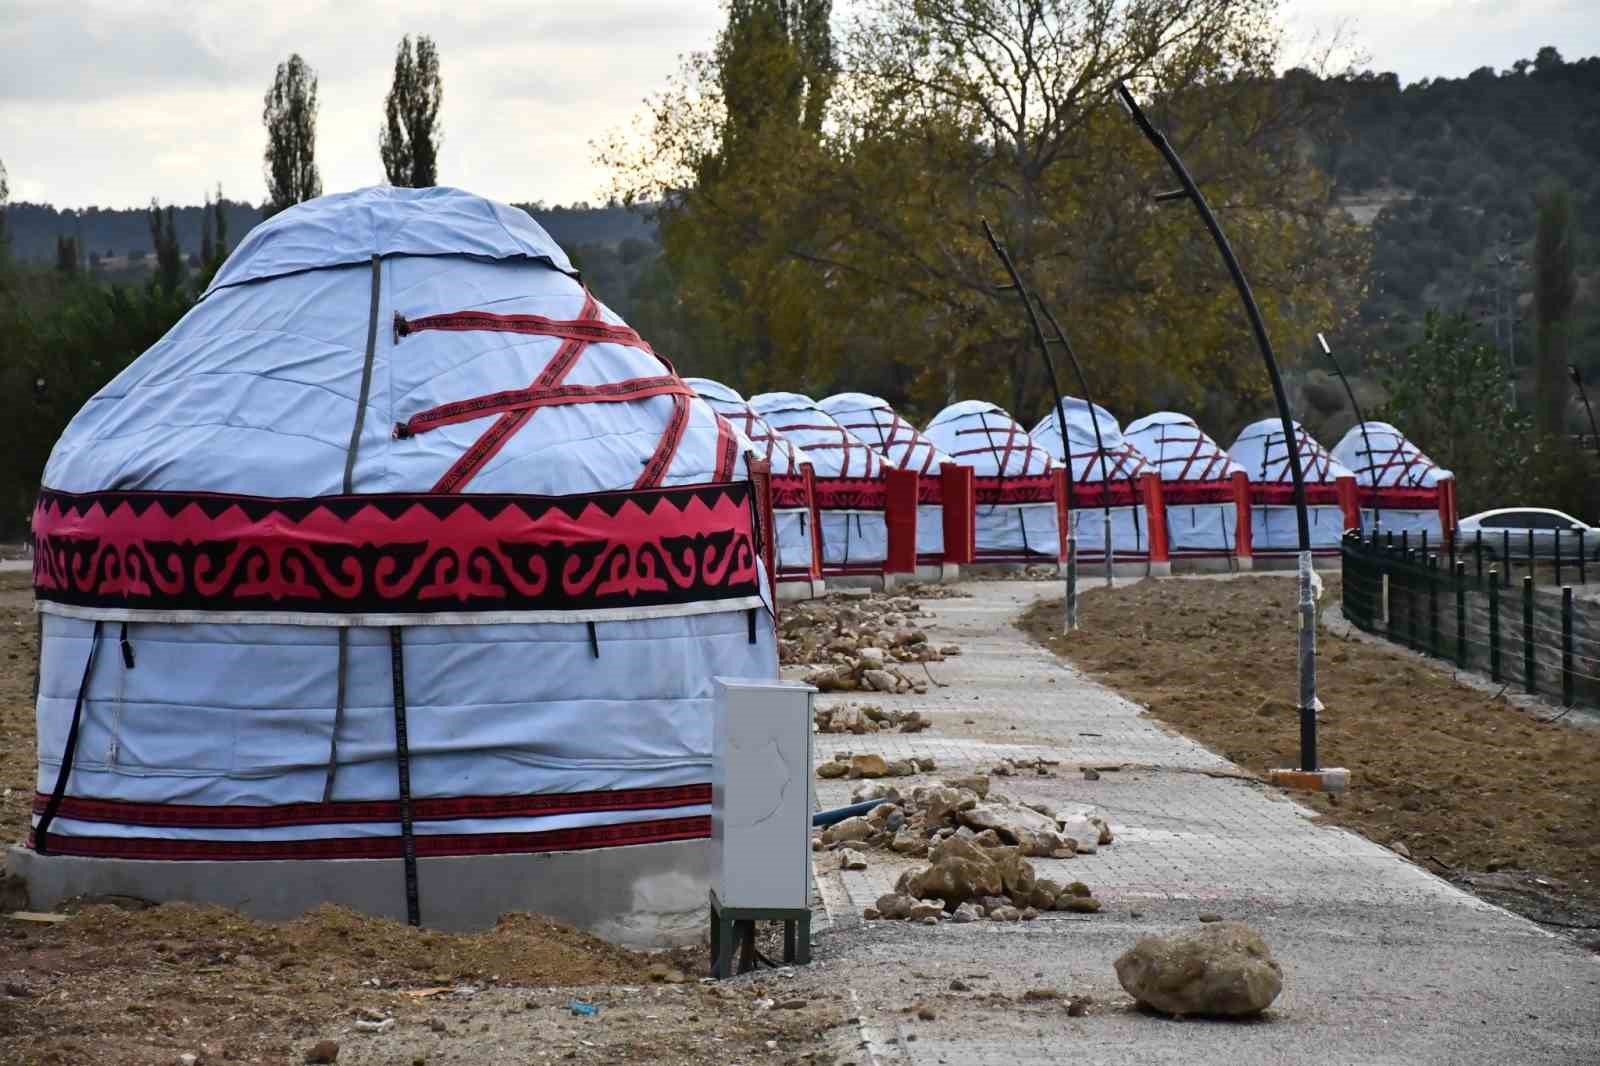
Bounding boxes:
818 392 952 474
1331 421 1452 488
1030 398 1150 482
685 377 810 476
923 401 1055 477
1124 411 1244 481
749 392 885 479
1228 418 1352 483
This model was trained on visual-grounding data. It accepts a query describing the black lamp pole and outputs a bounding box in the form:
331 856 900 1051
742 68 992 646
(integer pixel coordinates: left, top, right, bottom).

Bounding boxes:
1036 300 1117 588
1571 365 1600 460
981 219 1081 630
1116 81 1319 773
1318 333 1378 531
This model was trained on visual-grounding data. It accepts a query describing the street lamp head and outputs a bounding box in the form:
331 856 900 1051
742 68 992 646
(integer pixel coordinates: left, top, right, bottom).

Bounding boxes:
1317 332 1331 355
1570 365 1583 387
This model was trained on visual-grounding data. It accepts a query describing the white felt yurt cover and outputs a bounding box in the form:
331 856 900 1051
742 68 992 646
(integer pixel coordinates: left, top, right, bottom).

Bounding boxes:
1125 411 1245 557
685 377 819 578
751 392 888 571
1331 421 1452 538
819 392 950 558
1228 418 1354 552
1031 399 1153 561
925 400 1059 561
28 187 776 874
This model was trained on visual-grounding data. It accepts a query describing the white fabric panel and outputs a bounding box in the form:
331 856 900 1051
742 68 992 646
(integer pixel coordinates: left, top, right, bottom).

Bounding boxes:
1228 419 1353 485
775 509 816 574
1331 422 1452 487
917 504 945 556
975 503 1059 558
1065 506 1150 557
924 402 1055 476
820 511 889 567
1358 508 1443 539
1249 504 1349 552
750 393 886 479
1030 398 1152 481
683 378 809 476
1164 502 1240 555
817 393 952 475
38 609 775 808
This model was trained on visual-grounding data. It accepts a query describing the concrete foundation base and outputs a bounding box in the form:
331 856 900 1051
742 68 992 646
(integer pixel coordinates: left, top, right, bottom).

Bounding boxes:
6 839 711 949
914 563 960 584
776 578 825 602
824 573 887 591
1170 554 1254 575
1251 554 1342 573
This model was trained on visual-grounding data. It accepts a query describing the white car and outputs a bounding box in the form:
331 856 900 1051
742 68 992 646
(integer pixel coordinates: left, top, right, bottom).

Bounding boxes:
1457 508 1597 559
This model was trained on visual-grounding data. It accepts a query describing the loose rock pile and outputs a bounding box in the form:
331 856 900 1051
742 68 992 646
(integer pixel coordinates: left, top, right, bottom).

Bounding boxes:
814 702 932 734
815 751 937 780
778 594 960 693
815 773 1115 922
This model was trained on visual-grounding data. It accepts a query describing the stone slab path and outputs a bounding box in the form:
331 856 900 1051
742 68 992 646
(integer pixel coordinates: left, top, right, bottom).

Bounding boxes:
799 580 1600 1066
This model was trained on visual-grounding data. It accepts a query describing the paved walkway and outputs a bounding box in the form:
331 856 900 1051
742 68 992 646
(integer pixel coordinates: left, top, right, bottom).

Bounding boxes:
799 580 1599 1065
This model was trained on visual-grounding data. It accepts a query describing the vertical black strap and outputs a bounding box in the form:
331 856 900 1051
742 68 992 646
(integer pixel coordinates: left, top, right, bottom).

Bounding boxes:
34 620 102 855
324 254 384 803
389 626 421 927
118 621 135 669
1018 507 1031 554
587 621 600 658
747 607 757 644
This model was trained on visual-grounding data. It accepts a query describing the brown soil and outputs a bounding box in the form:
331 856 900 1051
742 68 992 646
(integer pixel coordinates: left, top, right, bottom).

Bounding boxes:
0 574 843 1063
1020 576 1600 940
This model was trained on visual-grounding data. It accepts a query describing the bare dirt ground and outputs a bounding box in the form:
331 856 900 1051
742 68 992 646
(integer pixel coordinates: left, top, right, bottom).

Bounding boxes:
0 572 845 1064
1020 575 1600 944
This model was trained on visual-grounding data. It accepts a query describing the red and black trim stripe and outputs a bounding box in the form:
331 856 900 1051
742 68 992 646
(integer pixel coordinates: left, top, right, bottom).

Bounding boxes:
31 784 710 830
635 393 691 490
398 376 690 439
26 815 711 862
395 309 654 354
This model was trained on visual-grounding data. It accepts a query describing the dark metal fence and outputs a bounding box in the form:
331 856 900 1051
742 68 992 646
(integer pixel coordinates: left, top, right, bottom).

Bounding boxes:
1341 529 1600 709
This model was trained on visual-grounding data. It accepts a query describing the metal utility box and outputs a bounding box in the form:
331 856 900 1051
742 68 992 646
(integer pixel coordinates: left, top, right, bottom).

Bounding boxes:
711 677 815 911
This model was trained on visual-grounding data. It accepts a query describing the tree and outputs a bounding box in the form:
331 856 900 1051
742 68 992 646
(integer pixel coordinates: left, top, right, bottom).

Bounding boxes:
55 235 79 277
0 157 9 264
1533 180 1576 437
148 199 183 293
380 35 444 188
611 0 1364 417
263 54 323 216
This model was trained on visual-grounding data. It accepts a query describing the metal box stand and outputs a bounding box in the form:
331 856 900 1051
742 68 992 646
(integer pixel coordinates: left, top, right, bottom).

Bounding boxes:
709 889 811 978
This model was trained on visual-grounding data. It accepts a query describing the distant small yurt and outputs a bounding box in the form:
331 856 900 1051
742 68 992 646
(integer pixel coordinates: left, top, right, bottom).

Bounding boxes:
1330 422 1456 539
20 187 775 946
1228 418 1358 556
925 400 1060 563
1125 411 1249 563
819 392 952 563
751 392 890 575
1031 399 1159 567
685 377 822 587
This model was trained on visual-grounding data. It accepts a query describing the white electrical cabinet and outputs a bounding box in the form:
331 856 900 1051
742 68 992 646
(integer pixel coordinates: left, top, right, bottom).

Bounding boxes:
711 677 815 911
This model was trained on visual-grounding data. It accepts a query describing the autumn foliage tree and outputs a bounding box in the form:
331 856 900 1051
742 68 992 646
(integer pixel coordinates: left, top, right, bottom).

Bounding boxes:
608 0 1367 423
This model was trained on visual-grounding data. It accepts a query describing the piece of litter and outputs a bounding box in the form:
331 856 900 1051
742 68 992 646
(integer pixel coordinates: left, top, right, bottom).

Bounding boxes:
569 1000 600 1016
4 912 70 924
355 1018 395 1033
402 987 453 999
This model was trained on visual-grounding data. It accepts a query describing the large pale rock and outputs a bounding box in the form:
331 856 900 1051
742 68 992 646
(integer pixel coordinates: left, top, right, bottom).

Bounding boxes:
824 816 875 844
862 669 901 693
907 858 1002 907
850 781 901 804
958 802 1060 843
928 835 994 869
848 754 891 778
875 893 915 920
920 786 976 824
856 647 888 670
1114 922 1283 1018
816 761 849 779
994 852 1037 897
944 774 991 799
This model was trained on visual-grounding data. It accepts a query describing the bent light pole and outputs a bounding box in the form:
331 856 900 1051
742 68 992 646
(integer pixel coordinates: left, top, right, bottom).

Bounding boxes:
1037 300 1117 589
1571 365 1600 460
982 219 1081 630
1116 82 1320 772
1318 332 1378 531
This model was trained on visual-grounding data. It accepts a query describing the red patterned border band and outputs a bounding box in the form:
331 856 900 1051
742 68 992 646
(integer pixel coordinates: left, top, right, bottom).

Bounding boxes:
32 483 759 620
974 475 1057 506
812 477 888 511
1158 479 1237 506
1062 481 1142 509
771 475 810 510
31 784 710 830
1249 483 1344 506
26 815 711 861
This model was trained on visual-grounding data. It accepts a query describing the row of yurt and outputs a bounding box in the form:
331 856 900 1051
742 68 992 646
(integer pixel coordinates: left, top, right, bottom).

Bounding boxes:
18 188 778 947
684 378 824 595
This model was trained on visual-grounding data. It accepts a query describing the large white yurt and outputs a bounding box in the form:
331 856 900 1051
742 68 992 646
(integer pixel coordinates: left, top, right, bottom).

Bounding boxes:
1228 418 1357 555
20 187 776 946
1125 411 1247 562
685 377 821 587
818 392 951 563
924 400 1060 563
750 392 890 574
1330 421 1456 539
1030 399 1156 565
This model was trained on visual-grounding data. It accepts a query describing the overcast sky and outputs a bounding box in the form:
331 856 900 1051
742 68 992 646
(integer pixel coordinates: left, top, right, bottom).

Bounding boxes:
2 0 1595 211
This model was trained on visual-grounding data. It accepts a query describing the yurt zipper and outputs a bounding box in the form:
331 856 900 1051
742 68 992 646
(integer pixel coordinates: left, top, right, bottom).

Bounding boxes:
107 621 135 765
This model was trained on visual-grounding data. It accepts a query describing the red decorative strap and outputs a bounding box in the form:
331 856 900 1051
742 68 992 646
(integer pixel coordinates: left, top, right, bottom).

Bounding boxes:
713 414 738 482
398 376 690 438
635 393 691 489
396 308 654 355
